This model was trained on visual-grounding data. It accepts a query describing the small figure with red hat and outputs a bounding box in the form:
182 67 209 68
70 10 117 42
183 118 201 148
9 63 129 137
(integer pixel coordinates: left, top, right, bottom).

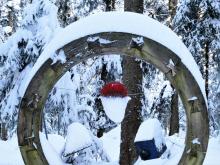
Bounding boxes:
100 81 131 123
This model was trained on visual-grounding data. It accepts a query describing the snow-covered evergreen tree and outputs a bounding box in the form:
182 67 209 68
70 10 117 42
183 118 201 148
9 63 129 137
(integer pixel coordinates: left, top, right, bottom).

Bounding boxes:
0 0 59 138
142 1 176 131
173 0 220 133
72 0 104 18
43 0 122 138
44 55 122 136
0 0 21 39
61 122 109 164
144 0 169 22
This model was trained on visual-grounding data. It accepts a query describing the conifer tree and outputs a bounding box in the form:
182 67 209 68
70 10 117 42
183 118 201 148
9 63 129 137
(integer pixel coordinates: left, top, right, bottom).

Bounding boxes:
173 0 220 132
0 0 59 138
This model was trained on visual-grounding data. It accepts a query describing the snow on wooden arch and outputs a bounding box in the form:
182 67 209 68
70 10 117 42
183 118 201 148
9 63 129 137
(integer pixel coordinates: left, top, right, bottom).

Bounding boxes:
17 12 209 165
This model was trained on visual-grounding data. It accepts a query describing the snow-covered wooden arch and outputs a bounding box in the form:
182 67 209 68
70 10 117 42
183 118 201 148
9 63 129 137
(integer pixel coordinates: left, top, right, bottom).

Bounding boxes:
17 12 209 165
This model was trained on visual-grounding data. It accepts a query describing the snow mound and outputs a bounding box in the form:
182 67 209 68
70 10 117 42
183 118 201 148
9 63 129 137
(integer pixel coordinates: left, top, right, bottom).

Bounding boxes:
40 132 66 165
100 125 121 161
135 118 165 150
47 134 66 155
100 96 130 123
0 135 24 165
63 122 92 155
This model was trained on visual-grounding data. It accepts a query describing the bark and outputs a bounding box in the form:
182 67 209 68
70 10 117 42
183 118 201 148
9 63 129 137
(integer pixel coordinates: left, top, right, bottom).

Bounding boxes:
120 57 142 165
7 6 15 35
57 111 61 135
0 123 8 141
120 1 143 164
168 0 179 136
124 0 143 13
42 112 48 139
169 88 179 136
104 0 115 11
169 0 178 21
57 0 73 27
204 42 210 99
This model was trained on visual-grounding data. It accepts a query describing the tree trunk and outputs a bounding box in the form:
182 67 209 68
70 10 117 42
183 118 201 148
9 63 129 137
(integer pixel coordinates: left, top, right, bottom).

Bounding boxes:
169 0 178 21
57 111 61 135
42 112 48 139
204 42 210 99
7 7 15 35
124 0 143 13
104 0 115 11
169 88 179 136
168 0 179 136
120 1 143 164
0 123 8 141
120 58 142 165
57 0 72 27
96 62 116 137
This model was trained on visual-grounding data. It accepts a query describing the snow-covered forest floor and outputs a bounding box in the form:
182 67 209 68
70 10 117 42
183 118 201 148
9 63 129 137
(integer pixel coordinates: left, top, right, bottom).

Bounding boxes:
1 0 220 164
0 126 219 165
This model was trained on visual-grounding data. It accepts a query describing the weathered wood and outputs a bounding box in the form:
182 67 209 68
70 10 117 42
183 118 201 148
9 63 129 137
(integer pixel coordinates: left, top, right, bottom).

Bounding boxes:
120 56 142 165
17 32 209 165
169 88 179 136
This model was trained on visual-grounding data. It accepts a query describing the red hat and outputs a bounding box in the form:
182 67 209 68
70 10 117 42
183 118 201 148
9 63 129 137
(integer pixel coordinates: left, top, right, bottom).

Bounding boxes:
100 82 128 97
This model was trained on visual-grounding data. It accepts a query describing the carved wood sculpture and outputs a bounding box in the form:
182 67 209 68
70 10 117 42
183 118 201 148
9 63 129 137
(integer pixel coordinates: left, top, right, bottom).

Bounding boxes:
17 15 209 165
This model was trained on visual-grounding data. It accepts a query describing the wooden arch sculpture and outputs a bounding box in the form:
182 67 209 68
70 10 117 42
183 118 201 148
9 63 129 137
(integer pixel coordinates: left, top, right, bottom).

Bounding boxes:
17 12 209 165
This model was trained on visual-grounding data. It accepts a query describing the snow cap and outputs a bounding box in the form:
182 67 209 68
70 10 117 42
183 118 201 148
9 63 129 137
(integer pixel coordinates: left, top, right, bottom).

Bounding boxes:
135 118 165 151
100 82 128 97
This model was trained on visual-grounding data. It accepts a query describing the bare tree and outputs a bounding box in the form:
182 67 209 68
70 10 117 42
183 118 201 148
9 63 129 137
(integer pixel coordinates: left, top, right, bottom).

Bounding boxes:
0 123 8 140
104 0 115 11
169 87 179 136
120 0 143 164
168 0 179 136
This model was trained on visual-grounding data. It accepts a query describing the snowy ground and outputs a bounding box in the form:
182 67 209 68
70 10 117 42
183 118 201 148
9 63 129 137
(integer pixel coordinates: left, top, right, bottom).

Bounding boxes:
0 127 220 165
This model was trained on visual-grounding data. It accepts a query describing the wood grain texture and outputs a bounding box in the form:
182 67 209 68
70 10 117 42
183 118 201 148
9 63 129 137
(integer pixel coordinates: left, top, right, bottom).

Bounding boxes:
17 32 209 165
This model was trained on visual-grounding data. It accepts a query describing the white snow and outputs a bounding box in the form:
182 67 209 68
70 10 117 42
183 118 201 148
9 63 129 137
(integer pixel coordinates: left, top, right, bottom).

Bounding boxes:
100 96 130 123
188 96 198 101
20 12 207 105
62 122 92 155
101 125 121 161
135 118 165 151
0 135 24 165
0 130 220 164
192 138 201 144
51 49 66 65
87 36 115 44
132 37 144 46
168 59 175 66
40 132 67 165
47 134 66 155
3 26 12 34
166 59 176 76
203 137 220 165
